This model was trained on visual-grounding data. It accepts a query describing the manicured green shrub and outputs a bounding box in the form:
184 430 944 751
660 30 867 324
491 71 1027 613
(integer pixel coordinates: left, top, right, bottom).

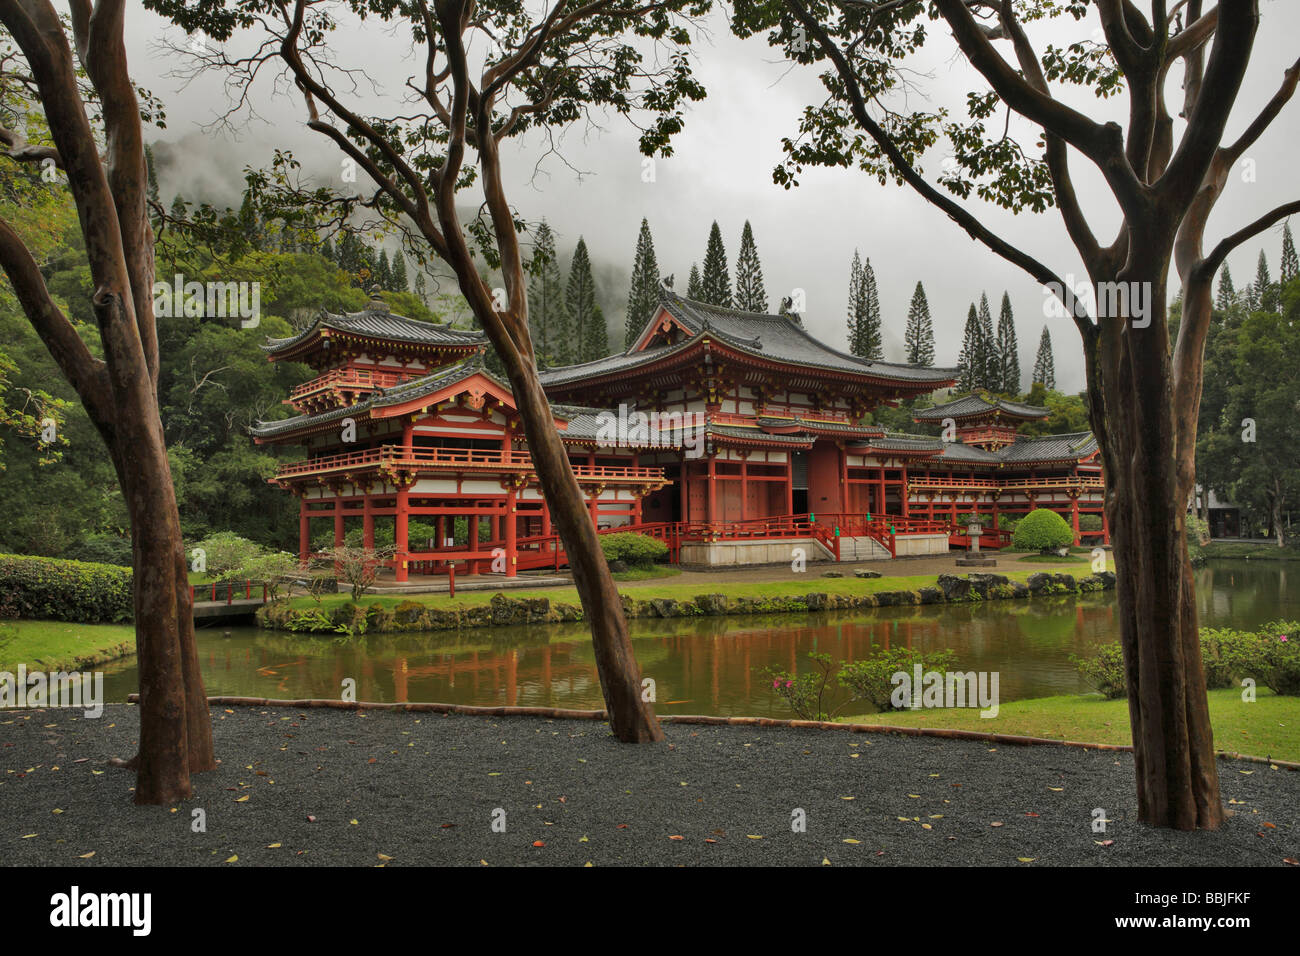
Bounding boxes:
191 531 263 582
1012 509 1075 552
838 646 958 712
599 532 668 567
1070 641 1127 699
0 553 133 623
1222 620 1300 695
1198 628 1238 690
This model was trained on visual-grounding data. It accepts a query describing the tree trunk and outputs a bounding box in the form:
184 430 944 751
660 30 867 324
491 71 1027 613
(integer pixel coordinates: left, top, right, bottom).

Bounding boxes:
501 360 663 742
1094 270 1224 830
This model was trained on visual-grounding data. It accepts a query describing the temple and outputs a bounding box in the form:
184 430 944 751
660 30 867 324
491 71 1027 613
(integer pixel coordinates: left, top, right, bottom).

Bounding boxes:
251 285 1106 579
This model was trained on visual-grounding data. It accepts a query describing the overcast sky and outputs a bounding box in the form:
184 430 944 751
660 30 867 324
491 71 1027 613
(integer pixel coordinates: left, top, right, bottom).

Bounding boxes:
123 1 1300 393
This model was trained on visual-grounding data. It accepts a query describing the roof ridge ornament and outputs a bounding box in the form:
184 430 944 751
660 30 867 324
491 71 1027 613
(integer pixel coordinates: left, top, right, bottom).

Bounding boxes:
366 286 391 314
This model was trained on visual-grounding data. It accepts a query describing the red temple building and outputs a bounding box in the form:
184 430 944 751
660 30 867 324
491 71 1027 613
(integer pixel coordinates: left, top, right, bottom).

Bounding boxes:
252 285 1106 579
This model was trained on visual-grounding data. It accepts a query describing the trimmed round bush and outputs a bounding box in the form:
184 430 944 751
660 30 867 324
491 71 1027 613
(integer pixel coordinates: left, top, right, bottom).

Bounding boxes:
599 532 668 568
0 553 133 623
1012 508 1075 551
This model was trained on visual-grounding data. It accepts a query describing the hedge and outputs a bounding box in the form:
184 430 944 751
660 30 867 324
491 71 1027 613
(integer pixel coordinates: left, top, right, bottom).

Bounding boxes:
599 532 668 567
0 553 133 623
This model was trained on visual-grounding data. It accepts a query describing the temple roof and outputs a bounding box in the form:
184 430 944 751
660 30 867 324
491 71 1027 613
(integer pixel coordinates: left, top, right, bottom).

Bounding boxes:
263 304 486 359
540 289 958 388
848 429 1098 465
912 394 1050 423
250 356 501 439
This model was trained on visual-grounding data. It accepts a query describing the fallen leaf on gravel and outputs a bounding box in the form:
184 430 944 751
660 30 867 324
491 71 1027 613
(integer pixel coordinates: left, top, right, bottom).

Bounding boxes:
841 796 855 801
990 822 1003 827
21 834 37 839
617 824 629 829
1017 857 1036 863
532 841 545 847
1025 812 1040 817
1263 822 1277 829
584 862 592 867
377 853 392 861
51 809 63 815
842 839 860 844
440 823 455 829
746 834 763 840
896 817 911 822
1094 840 1114 847
1048 787 1063 792
705 838 717 844
79 852 95 859
669 835 684 840
822 858 831 865
349 819 359 825
921 824 933 830
306 815 316 823
225 855 238 863
267 843 281 848
1284 859 1298 866
929 814 944 819
1239 770 1254 775
235 796 249 803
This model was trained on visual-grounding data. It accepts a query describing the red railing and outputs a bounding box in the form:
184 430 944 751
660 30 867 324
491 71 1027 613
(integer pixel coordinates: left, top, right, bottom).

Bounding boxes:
908 475 1104 493
275 445 666 483
289 366 409 402
190 580 268 606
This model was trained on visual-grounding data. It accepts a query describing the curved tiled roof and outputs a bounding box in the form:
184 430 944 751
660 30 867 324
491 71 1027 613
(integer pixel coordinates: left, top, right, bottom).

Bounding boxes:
250 356 502 439
999 431 1098 463
263 306 486 355
540 290 958 388
912 394 1049 422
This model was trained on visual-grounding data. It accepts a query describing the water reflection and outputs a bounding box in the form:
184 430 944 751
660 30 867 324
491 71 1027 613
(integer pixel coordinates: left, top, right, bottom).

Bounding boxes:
98 559 1294 716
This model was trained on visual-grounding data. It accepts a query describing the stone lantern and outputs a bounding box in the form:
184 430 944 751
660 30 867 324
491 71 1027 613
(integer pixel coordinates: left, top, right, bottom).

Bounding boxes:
956 515 997 567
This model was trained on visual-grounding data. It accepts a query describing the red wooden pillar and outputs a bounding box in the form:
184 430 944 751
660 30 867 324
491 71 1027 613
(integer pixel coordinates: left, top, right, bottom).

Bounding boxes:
679 458 690 523
298 497 311 567
395 486 410 582
786 456 794 515
468 509 480 573
362 494 374 550
900 462 911 517
333 496 345 547
740 459 749 522
707 453 717 525
1070 493 1081 545
505 486 518 577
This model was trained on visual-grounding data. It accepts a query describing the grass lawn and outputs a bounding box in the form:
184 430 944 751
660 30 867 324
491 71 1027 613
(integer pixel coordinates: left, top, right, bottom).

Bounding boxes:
286 561 1097 614
839 687 1300 763
611 565 682 582
1201 541 1300 561
0 619 136 672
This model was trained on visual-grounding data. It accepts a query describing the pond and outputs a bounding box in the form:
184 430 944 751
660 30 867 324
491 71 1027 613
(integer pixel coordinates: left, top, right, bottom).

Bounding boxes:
99 559 1297 717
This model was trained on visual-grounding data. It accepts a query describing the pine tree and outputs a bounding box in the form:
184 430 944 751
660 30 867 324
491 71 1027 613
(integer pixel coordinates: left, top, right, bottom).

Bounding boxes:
976 292 997 390
957 304 982 392
903 281 935 365
1032 325 1056 390
733 220 768 313
1280 220 1298 285
625 218 660 348
527 220 565 361
584 304 609 362
566 237 597 365
1255 250 1278 312
699 222 732 307
996 292 1021 394
414 271 428 305
1215 263 1236 310
686 262 703 300
337 232 365 285
859 258 882 359
144 144 160 204
376 248 393 290
391 254 409 292
846 251 863 353
320 239 335 263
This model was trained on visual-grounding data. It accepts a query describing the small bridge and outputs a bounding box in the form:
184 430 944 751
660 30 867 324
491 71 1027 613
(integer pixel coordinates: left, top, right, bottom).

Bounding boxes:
192 581 269 621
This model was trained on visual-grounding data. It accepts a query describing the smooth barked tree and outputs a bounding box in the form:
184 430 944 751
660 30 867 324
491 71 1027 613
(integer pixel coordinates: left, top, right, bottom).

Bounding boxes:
0 0 215 803
734 0 1300 828
150 0 715 742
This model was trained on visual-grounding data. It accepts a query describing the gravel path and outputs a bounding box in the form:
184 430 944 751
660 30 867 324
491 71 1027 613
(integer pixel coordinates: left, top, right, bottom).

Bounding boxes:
2 704 1295 867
